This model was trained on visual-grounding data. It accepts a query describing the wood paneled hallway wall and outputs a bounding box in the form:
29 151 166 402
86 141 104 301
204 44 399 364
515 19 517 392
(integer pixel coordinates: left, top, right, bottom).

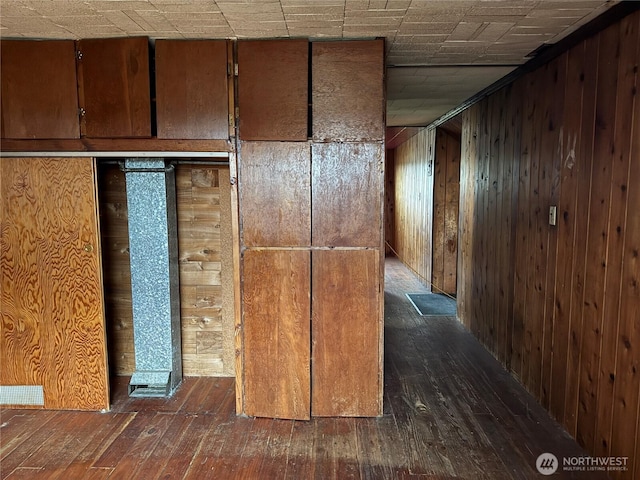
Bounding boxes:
392 9 640 478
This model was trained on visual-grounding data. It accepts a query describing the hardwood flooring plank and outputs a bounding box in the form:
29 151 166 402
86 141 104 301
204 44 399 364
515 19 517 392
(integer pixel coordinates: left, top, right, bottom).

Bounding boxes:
257 418 294 479
0 410 58 459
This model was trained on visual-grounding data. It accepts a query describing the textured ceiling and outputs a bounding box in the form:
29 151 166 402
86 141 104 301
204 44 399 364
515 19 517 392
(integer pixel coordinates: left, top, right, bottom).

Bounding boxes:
0 0 618 127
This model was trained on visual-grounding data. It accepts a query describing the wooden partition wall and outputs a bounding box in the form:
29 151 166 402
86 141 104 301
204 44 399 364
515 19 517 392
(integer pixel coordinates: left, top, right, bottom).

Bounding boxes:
457 10 639 477
237 39 385 419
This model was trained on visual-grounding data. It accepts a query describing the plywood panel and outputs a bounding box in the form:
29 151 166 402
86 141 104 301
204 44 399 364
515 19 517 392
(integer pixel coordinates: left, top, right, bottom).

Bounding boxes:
312 40 384 142
0 157 108 410
312 143 382 248
243 249 310 420
312 249 381 417
77 37 151 138
237 39 308 141
239 142 311 247
155 40 229 140
1 40 79 139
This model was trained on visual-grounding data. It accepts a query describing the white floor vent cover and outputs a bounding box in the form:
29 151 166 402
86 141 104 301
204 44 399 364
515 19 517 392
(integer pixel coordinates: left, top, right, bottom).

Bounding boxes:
0 385 45 406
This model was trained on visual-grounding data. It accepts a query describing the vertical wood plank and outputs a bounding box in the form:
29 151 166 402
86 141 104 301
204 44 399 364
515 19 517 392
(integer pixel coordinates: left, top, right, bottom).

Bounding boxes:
576 23 620 450
77 37 151 138
550 43 586 424
0 40 80 139
239 142 311 247
443 132 460 295
312 40 384 142
312 250 381 417
243 249 310 420
1 158 108 410
237 39 308 141
155 40 229 140
432 129 447 292
594 12 638 458
312 143 382 248
610 11 640 475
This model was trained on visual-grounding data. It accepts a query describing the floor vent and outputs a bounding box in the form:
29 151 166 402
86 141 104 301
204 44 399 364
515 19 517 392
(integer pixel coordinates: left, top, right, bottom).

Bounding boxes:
0 385 45 406
128 371 172 398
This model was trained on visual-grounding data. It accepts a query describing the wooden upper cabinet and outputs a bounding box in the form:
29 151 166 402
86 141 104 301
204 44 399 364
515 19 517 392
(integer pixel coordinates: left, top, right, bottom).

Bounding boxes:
155 40 229 140
237 39 308 141
1 40 80 139
312 40 385 142
77 37 151 138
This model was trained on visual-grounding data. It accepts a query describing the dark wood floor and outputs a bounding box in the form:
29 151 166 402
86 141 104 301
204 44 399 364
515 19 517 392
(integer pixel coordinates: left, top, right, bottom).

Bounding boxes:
1 258 608 479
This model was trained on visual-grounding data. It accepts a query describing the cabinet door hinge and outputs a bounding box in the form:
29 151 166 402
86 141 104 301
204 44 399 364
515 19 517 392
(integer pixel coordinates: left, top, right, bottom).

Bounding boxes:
76 50 83 61
234 63 238 76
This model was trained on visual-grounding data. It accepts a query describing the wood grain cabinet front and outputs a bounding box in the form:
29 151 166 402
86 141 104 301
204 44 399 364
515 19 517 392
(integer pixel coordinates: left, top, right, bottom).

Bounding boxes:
77 37 151 138
155 40 230 140
1 39 80 139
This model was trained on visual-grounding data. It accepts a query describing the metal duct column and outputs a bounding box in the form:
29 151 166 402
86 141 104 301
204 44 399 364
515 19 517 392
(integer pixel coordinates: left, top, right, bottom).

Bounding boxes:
124 158 182 397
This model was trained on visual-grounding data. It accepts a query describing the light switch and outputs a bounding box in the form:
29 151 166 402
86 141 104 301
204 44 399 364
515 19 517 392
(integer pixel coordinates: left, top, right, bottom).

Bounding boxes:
549 206 557 226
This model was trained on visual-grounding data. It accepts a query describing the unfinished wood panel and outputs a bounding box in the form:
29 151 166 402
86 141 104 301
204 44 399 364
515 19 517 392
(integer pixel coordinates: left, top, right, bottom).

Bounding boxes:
243 249 310 420
393 128 435 288
98 163 233 377
77 37 151 138
312 40 384 142
176 166 224 376
155 40 229 140
1 40 80 139
312 143 382 248
452 9 640 476
237 39 308 141
239 142 311 247
312 250 381 417
432 128 460 295
0 157 108 410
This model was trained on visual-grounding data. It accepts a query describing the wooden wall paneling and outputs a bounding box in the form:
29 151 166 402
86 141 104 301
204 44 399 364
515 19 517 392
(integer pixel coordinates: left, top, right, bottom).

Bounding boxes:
443 132 460 295
432 130 446 291
549 43 586 424
176 166 224 376
0 40 80 139
610 11 640 474
311 249 381 417
511 72 534 383
242 249 310 420
563 35 599 437
77 37 151 138
457 109 474 328
0 158 108 410
576 23 620 451
504 79 523 372
492 87 507 365
97 165 135 376
312 40 385 142
237 39 308 141
539 55 567 410
312 143 382 247
393 129 434 288
155 40 229 140
385 148 396 254
239 142 311 247
594 13 638 458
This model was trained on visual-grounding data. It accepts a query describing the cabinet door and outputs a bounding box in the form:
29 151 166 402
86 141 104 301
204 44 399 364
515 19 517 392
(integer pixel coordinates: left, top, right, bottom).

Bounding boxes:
0 157 109 410
156 40 229 139
1 40 80 139
243 249 311 420
312 40 384 142
77 37 151 138
312 250 382 416
237 39 308 141
312 143 383 247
